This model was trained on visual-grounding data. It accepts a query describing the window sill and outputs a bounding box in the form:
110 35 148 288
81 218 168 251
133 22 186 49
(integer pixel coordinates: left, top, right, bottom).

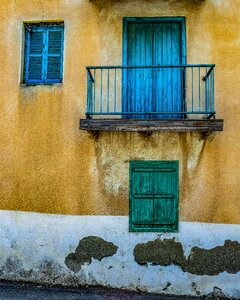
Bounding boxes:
20 83 63 88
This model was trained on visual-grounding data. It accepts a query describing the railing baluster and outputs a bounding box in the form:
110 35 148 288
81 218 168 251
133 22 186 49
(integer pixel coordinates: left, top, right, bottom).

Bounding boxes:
93 69 96 115
184 66 186 115
210 71 212 113
212 69 215 113
191 67 194 113
114 68 117 113
208 68 210 113
107 69 110 113
198 67 201 112
86 69 90 117
205 67 208 114
86 69 92 119
100 68 103 113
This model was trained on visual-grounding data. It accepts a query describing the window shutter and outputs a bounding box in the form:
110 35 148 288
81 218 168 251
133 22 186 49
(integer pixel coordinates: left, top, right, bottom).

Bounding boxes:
25 30 44 83
131 166 154 228
153 165 178 226
46 29 64 83
129 161 178 232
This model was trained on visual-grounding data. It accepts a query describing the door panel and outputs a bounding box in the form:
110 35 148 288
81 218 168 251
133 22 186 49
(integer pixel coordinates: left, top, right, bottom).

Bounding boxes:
123 19 184 119
126 23 154 118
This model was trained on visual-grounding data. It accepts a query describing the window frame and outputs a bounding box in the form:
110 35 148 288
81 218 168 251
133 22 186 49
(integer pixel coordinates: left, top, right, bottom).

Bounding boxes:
24 22 64 85
129 160 179 232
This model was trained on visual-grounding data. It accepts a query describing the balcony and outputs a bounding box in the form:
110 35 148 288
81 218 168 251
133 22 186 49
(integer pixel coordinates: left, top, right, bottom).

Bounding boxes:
80 65 223 132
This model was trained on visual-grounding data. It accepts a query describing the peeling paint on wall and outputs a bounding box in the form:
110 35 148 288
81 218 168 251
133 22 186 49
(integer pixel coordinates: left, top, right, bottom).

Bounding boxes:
65 236 118 273
134 239 240 276
1 212 240 298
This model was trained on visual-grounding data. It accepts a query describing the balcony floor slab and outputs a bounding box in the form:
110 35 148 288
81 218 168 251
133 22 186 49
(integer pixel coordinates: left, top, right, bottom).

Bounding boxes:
80 118 224 132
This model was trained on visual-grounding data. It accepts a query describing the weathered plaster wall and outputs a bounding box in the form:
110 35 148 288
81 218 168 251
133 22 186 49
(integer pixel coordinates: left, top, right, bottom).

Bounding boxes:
0 211 240 298
0 0 239 223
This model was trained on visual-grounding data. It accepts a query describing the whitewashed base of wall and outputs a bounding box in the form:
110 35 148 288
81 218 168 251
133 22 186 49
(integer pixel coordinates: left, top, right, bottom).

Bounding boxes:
0 210 239 298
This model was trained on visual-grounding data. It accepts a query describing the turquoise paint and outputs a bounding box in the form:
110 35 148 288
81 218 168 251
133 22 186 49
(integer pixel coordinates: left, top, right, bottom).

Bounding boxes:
122 17 186 119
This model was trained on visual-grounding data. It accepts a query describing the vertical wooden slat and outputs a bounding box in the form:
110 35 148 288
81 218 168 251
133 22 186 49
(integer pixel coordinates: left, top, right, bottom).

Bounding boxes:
140 24 145 118
114 68 117 113
93 69 96 114
198 67 201 112
107 69 110 113
192 67 194 112
145 23 154 118
171 22 182 117
212 69 215 112
100 68 103 113
155 23 163 117
205 67 208 113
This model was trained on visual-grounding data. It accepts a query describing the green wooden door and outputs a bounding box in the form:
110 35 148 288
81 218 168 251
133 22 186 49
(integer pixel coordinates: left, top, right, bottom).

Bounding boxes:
130 161 179 232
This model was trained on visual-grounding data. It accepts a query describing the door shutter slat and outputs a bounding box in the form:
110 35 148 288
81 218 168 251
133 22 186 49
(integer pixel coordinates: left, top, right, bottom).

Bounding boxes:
25 30 44 83
28 57 43 80
29 31 44 54
48 31 63 54
47 57 61 80
46 30 63 82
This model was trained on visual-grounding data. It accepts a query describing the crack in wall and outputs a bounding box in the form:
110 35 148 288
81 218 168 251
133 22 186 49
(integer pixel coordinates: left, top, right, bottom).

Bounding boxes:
38 0 45 20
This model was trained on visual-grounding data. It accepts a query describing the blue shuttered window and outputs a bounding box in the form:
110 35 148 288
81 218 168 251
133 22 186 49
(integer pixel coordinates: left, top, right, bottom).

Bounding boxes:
24 23 64 84
129 161 179 232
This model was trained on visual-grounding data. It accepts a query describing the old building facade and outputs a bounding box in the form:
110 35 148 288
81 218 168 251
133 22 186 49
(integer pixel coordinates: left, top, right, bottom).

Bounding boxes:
0 0 239 297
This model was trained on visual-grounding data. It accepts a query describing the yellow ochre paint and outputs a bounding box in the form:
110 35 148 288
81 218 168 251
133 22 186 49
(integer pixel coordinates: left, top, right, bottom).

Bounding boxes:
0 0 239 223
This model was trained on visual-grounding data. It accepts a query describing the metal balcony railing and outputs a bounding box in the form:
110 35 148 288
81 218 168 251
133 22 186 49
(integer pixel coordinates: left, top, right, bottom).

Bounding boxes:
86 64 215 119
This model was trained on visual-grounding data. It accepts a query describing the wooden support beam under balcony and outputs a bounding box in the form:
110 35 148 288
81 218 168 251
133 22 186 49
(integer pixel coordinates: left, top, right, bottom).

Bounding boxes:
80 119 223 132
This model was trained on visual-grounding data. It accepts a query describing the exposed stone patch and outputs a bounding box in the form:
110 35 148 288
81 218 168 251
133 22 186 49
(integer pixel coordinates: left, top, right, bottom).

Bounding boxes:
65 236 118 273
186 240 240 275
133 239 240 276
134 238 185 267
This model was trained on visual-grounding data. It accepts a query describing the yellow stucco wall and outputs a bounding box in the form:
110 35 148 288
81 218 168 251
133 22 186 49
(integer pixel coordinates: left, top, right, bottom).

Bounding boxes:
0 0 239 223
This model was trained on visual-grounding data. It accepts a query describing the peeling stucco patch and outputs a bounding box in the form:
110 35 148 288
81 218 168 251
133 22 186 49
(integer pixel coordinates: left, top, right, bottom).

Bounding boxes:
65 236 118 273
186 240 240 275
133 239 240 276
133 239 185 267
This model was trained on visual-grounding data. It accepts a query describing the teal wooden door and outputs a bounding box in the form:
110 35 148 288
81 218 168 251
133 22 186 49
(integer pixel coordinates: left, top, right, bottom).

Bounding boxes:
129 161 179 232
123 18 185 119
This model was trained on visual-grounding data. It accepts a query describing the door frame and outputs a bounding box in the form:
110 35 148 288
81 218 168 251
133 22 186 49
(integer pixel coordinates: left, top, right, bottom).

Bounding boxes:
122 17 186 66
122 17 186 118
